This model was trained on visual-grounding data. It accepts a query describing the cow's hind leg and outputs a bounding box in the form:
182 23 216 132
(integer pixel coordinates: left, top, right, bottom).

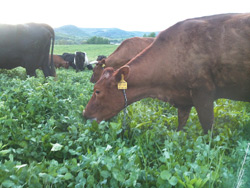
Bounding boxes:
177 106 192 131
192 89 214 134
41 64 52 77
41 54 55 77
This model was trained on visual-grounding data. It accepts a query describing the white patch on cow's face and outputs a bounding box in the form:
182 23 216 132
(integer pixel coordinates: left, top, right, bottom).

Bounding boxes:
73 57 76 65
103 71 111 79
74 51 77 65
84 53 89 66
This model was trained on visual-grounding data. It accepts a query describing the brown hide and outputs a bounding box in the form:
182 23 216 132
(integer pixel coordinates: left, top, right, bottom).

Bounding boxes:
49 55 69 69
83 13 250 133
90 37 154 83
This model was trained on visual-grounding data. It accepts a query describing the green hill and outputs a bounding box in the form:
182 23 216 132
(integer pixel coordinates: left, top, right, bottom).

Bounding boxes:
55 25 90 38
54 25 157 44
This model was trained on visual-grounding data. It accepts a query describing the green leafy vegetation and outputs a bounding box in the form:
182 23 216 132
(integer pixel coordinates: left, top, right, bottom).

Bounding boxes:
0 45 250 187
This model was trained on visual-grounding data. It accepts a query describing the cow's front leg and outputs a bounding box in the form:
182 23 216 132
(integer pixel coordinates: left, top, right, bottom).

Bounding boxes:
26 68 37 77
177 106 192 131
192 89 214 134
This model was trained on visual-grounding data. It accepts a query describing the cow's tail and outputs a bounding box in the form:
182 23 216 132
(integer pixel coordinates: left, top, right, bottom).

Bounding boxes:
50 26 56 77
44 24 56 77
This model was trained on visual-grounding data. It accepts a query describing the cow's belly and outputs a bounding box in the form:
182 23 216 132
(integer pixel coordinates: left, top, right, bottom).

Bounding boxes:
0 56 23 69
153 87 193 107
213 67 250 102
215 86 250 102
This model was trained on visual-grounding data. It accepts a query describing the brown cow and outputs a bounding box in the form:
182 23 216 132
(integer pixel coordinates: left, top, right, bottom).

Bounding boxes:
49 55 69 69
83 13 250 133
90 37 154 83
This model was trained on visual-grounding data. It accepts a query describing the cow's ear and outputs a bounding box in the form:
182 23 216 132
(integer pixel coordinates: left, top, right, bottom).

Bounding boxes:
100 59 106 68
100 59 105 64
115 65 130 82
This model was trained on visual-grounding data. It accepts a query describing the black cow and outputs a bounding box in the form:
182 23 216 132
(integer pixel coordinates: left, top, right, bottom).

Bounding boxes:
0 23 56 77
60 53 76 69
60 52 92 72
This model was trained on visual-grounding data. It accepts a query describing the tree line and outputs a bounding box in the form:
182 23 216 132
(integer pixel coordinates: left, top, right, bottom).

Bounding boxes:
86 36 110 44
55 32 156 45
143 32 156 38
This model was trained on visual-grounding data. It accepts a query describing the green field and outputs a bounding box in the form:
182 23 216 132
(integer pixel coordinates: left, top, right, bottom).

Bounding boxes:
54 44 118 61
0 44 250 187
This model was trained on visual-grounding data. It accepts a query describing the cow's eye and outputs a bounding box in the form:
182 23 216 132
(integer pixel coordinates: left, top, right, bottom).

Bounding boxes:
95 90 100 94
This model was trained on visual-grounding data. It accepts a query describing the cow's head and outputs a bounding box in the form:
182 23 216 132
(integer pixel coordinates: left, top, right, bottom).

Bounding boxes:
90 59 106 83
75 52 85 72
83 65 130 122
97 55 107 61
86 64 93 70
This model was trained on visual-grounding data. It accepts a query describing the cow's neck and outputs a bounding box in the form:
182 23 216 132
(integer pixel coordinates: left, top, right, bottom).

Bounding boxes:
125 48 168 104
107 54 128 70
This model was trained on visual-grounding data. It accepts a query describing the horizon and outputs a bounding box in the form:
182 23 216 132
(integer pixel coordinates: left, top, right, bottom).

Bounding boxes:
55 25 159 32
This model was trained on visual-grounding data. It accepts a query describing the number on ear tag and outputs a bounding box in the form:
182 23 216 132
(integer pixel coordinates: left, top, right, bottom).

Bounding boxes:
118 74 127 89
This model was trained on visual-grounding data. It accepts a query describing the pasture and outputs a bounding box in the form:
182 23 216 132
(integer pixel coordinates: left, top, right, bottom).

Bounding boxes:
0 44 250 187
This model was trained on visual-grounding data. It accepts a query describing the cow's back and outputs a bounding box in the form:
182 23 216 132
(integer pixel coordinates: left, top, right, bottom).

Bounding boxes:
152 13 250 101
107 37 154 69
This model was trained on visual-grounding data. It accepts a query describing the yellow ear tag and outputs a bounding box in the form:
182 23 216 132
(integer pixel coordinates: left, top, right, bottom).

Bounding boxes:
118 74 127 90
102 64 105 68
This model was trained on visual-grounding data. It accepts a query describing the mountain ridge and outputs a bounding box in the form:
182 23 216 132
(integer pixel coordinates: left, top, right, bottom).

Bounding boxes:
54 25 158 43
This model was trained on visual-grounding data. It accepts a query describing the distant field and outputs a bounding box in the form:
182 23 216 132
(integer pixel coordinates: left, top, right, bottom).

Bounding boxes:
54 44 118 61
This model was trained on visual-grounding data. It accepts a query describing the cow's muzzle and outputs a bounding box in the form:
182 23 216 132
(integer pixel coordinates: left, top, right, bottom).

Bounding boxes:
82 110 86 117
82 110 97 121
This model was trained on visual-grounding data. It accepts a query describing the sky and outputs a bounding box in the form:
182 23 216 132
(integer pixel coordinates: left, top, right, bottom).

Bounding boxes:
1 0 249 32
